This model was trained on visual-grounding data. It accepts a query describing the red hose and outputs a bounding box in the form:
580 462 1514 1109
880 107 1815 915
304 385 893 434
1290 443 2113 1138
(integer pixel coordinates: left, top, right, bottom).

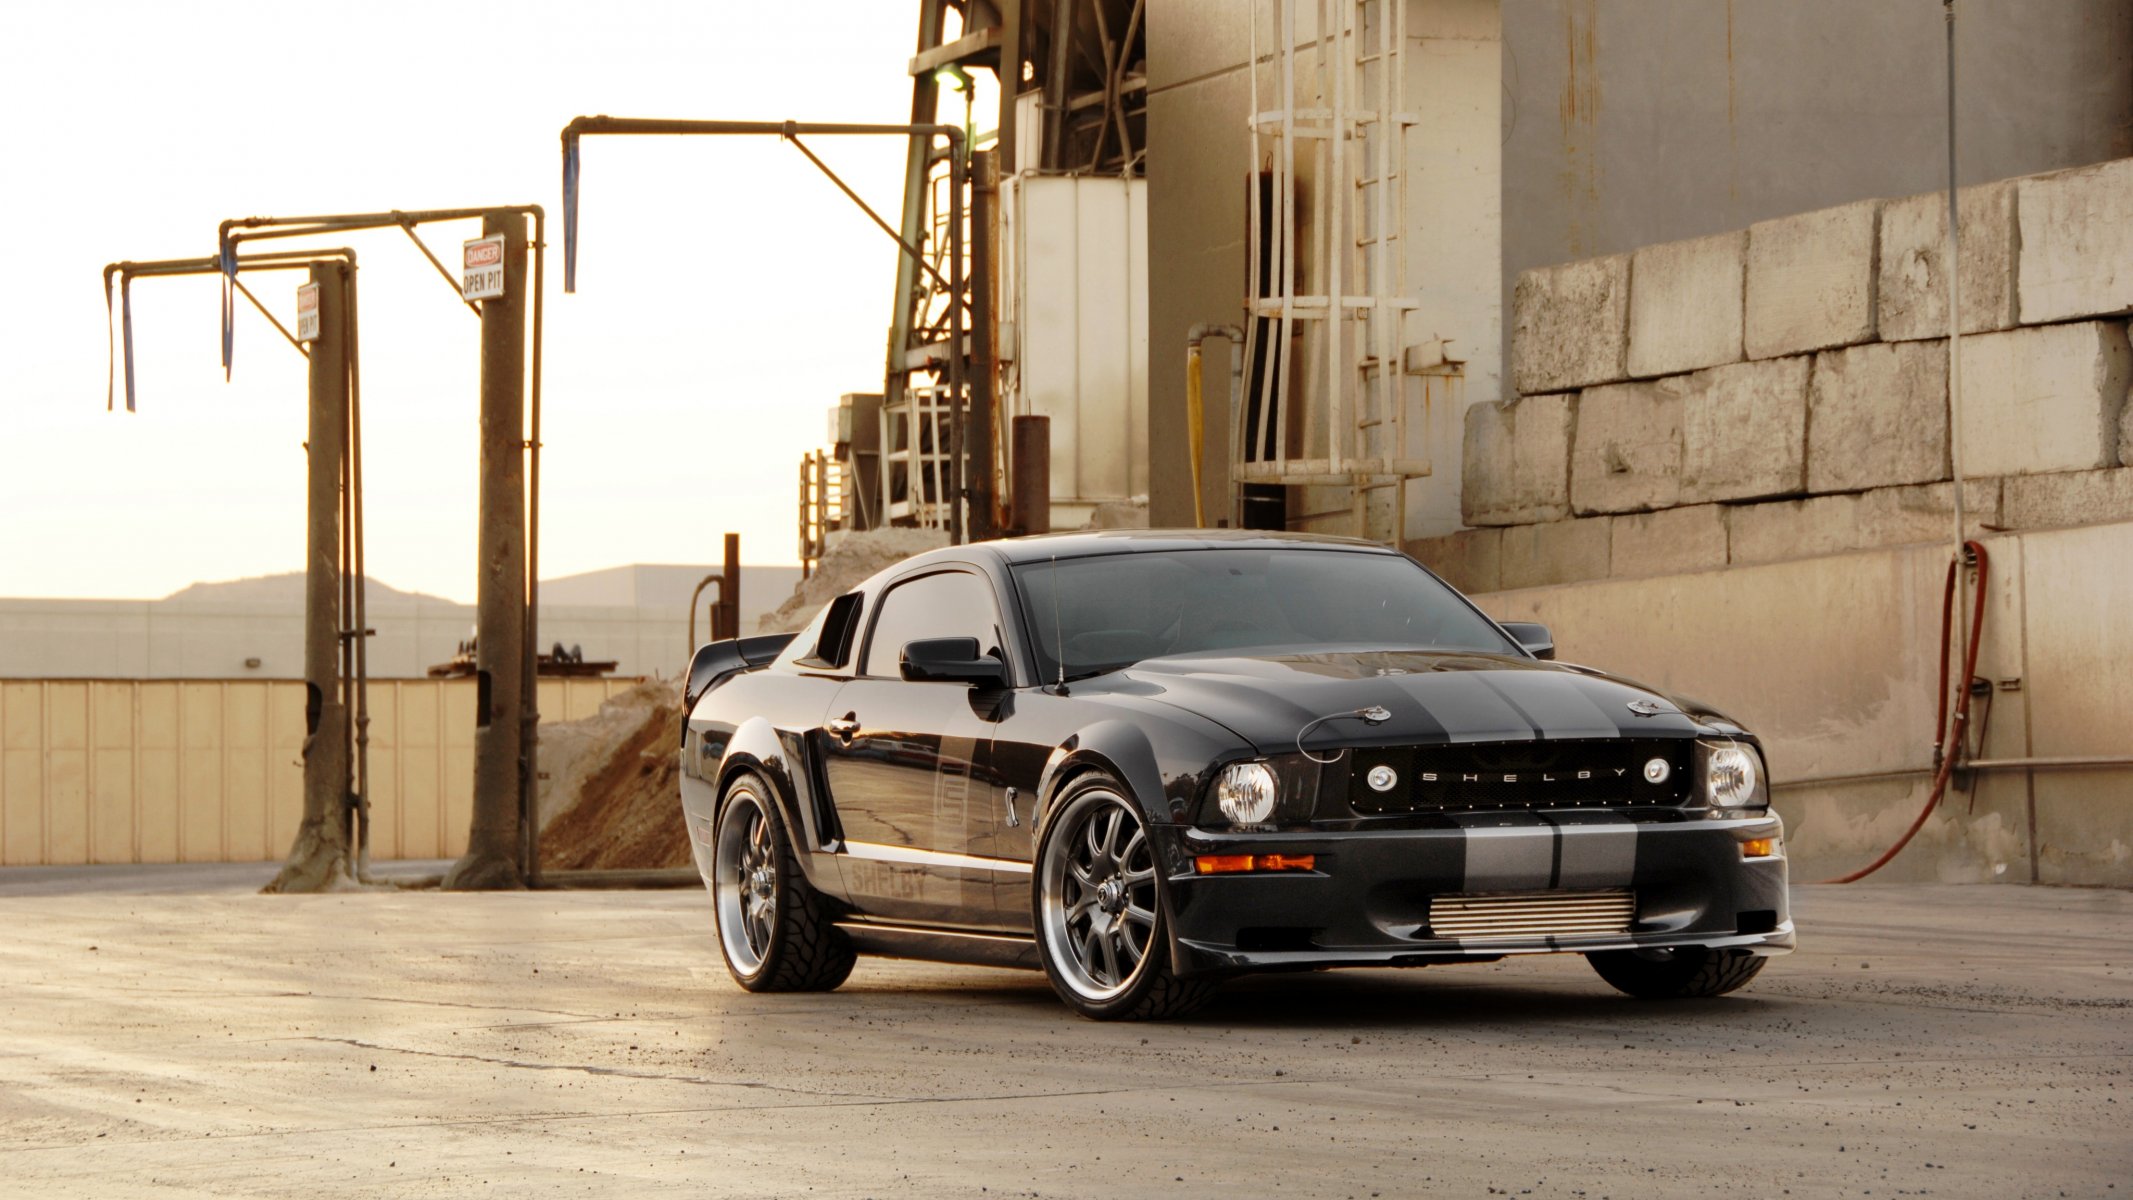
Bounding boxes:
1822 540 1990 884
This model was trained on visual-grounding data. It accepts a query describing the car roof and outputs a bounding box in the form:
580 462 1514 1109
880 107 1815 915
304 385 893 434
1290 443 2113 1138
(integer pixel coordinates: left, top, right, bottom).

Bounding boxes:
910 527 1398 569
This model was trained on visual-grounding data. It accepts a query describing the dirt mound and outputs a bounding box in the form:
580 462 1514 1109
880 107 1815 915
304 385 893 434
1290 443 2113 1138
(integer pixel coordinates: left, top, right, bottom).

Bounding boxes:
537 679 691 871
757 527 949 634
535 529 949 872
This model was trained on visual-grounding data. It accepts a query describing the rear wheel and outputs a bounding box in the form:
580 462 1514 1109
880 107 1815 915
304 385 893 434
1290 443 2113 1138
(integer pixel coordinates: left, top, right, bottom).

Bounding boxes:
1034 774 1213 1020
713 774 854 992
1587 946 1767 999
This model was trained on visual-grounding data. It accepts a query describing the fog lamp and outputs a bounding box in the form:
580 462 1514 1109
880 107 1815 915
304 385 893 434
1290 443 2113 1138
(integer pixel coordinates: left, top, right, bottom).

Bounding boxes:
1215 762 1278 825
1741 837 1779 859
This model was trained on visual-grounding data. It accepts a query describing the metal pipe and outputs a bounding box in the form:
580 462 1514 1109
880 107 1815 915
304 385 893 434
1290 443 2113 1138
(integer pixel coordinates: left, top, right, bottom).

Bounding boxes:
105 252 354 412
948 125 967 546
557 115 973 546
996 0 1023 175
524 207 547 889
1042 0 1075 168
1187 324 1245 528
719 533 741 642
1941 1 1972 754
689 574 725 652
787 134 952 293
1011 414 1051 534
337 270 356 880
218 209 540 375
396 219 483 317
969 150 999 538
345 265 372 884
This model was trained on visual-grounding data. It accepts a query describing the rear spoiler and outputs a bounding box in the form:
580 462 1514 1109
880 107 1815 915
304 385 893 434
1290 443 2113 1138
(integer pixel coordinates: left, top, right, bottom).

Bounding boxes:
683 633 796 713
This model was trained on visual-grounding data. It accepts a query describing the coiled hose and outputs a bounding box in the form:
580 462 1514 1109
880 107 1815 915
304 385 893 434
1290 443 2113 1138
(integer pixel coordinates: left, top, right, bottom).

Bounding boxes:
1822 540 1989 883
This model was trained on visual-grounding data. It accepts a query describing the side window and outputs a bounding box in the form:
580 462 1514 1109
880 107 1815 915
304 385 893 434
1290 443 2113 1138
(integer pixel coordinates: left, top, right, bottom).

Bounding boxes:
861 571 1002 678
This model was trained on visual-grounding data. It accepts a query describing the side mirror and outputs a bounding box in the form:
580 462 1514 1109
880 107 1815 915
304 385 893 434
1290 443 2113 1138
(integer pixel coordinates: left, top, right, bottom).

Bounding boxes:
900 637 1009 687
1498 621 1555 661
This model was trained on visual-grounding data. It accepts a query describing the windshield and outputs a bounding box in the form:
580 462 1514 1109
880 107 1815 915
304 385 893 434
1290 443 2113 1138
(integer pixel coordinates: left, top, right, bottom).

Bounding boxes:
1010 548 1520 681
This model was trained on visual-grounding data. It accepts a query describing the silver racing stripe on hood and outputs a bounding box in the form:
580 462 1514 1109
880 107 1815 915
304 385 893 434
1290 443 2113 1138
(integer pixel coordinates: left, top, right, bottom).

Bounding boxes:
1399 671 1536 743
1476 671 1627 740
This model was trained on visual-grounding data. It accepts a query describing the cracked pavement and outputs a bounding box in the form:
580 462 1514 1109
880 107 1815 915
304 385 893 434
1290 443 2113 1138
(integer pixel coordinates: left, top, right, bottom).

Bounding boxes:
0 868 2126 1198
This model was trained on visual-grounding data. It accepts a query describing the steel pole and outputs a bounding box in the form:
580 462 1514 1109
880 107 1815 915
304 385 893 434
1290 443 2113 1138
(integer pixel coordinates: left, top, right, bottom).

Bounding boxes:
1011 414 1052 534
948 137 967 545
719 532 741 641
969 149 999 538
447 209 529 890
268 263 352 892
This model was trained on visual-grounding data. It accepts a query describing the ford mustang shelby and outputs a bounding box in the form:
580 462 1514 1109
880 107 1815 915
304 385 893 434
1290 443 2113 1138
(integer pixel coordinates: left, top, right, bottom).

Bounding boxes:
679 531 1791 1019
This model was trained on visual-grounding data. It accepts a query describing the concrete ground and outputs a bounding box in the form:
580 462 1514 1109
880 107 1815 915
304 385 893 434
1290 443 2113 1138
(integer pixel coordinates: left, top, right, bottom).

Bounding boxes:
0 868 2126 1199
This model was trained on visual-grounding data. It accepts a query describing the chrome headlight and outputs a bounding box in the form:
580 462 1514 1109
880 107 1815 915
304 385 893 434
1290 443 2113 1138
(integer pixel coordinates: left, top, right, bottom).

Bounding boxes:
1696 739 1769 814
1214 761 1278 825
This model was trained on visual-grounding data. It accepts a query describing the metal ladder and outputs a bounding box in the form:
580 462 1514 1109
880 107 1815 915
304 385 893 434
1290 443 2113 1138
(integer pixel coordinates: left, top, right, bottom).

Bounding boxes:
1241 0 1429 542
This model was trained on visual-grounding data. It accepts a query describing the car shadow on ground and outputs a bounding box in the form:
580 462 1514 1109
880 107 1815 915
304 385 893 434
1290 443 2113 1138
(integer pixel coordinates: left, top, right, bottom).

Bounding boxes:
829 962 1800 1030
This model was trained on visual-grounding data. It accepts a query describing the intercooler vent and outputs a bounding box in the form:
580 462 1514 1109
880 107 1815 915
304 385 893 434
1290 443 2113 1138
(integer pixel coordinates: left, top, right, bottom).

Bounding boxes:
1427 890 1635 941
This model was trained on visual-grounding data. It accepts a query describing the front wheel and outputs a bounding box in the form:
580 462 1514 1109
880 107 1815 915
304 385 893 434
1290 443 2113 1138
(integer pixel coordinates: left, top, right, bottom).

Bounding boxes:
712 774 855 993
1587 946 1767 999
1033 774 1213 1020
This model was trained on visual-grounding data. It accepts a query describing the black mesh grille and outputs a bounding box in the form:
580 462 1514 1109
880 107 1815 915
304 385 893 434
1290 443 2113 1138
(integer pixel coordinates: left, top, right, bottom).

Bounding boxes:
1346 739 1691 814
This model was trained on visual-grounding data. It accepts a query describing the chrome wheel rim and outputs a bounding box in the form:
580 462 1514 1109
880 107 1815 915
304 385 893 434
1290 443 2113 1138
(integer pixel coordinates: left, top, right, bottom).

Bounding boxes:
714 786 777 975
1039 787 1158 1002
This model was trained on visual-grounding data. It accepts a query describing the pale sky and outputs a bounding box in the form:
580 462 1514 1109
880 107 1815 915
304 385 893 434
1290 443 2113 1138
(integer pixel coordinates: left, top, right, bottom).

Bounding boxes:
0 2 957 604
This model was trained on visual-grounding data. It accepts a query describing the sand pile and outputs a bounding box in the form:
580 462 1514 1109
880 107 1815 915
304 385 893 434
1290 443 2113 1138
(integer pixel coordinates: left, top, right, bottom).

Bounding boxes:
536 530 948 871
757 527 948 634
537 678 690 871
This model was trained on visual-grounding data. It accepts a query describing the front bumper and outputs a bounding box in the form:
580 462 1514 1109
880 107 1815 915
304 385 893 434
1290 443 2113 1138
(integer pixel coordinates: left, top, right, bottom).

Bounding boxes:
1158 811 1793 976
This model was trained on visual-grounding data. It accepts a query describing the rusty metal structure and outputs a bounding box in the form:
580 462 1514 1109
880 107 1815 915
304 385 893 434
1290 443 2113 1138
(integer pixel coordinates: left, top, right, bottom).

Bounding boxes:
802 0 1147 548
105 249 372 889
218 206 548 891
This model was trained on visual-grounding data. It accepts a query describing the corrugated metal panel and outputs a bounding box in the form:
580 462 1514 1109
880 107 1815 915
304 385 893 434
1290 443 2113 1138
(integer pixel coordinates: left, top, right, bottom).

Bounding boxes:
0 678 638 866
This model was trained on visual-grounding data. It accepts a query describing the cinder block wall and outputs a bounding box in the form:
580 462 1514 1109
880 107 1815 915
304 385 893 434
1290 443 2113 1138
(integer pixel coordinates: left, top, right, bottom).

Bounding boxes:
1417 158 2133 593
1406 160 2133 886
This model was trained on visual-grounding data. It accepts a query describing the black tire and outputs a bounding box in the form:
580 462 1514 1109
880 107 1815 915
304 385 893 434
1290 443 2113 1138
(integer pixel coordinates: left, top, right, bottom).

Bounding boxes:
1587 946 1768 1000
1033 772 1216 1020
712 773 856 993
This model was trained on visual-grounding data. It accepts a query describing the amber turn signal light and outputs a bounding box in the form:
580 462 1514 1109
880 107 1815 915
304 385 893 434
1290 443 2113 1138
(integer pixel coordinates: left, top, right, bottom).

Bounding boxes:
1740 837 1778 859
1194 853 1317 874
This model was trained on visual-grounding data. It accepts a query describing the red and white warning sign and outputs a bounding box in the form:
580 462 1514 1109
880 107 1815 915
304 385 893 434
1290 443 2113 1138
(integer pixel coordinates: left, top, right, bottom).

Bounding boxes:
463 234 506 301
295 282 320 342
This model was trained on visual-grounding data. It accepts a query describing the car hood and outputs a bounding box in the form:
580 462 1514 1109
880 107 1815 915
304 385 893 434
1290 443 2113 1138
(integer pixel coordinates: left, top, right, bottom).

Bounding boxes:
1081 648 1733 754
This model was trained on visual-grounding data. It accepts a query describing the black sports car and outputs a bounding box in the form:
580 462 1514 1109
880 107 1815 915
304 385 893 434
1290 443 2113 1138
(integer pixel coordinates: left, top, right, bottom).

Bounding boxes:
679 530 1792 1019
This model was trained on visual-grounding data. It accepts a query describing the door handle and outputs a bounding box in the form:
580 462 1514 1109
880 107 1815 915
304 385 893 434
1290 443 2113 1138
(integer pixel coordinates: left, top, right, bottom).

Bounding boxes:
827 714 860 739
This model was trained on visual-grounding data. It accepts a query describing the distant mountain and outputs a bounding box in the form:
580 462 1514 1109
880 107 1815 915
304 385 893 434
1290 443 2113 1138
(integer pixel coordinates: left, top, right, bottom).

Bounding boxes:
159 573 457 608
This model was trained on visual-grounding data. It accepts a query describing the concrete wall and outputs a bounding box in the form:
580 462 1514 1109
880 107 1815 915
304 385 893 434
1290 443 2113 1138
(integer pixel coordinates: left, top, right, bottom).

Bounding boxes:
1425 158 2133 595
0 677 635 866
1468 523 2132 888
1421 156 2133 887
1501 0 2133 373
1146 0 1503 539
